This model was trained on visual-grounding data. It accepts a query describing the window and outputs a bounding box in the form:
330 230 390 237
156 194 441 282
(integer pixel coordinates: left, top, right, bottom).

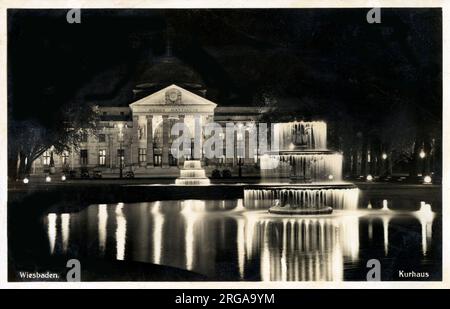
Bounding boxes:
61 151 69 165
99 149 106 166
103 112 107 116
43 151 50 165
80 149 88 165
117 149 125 168
98 134 106 143
81 132 88 142
154 154 161 167
138 148 146 164
169 154 177 166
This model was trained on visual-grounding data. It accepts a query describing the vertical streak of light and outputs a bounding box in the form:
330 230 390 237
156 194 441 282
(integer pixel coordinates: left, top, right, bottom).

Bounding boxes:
260 221 271 281
416 202 435 256
115 203 127 260
326 222 332 281
425 221 433 256
341 215 360 261
315 251 320 281
382 217 389 256
184 207 195 271
236 218 245 279
418 217 433 256
61 213 70 253
98 204 108 255
421 220 428 256
289 220 295 281
47 213 57 254
244 214 257 260
306 220 313 281
281 219 287 281
332 225 344 282
152 202 164 265
181 200 204 271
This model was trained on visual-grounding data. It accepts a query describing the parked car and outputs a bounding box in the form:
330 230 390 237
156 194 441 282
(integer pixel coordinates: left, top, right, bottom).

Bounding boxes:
125 171 135 178
93 170 102 179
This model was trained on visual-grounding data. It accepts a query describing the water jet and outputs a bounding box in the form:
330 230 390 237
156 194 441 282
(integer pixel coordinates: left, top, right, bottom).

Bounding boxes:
245 121 358 215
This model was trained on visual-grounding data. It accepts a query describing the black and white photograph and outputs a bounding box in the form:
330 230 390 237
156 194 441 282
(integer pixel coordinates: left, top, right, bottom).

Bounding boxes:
1 1 448 291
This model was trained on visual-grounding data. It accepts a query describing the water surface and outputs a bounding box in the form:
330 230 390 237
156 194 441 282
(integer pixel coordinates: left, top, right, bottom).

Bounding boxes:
43 196 441 281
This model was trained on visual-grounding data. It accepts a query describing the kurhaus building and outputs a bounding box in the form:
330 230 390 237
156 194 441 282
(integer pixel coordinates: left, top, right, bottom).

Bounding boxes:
32 50 271 177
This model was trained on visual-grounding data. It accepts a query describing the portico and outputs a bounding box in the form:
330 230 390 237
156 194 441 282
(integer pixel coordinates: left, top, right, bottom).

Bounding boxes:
31 84 269 177
130 84 217 168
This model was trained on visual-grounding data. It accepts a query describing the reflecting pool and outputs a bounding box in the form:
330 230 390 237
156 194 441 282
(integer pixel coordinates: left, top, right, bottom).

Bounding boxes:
43 196 441 281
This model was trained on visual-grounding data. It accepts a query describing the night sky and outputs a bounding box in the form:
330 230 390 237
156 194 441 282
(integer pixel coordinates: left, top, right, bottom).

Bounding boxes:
8 9 442 129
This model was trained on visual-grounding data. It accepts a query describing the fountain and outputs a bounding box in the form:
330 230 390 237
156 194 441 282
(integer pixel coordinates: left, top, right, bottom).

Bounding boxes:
245 121 359 214
175 160 211 185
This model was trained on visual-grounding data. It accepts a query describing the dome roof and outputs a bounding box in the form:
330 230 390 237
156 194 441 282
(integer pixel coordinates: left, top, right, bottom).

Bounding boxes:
134 55 205 94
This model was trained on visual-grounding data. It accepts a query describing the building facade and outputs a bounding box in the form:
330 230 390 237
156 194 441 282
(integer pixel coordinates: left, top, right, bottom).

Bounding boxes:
32 84 270 177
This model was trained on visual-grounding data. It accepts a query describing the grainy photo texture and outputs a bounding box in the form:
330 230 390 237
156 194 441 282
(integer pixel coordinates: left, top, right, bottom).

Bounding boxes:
7 8 442 283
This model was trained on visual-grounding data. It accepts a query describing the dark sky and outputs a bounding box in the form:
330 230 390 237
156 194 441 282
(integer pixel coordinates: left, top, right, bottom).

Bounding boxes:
8 9 442 128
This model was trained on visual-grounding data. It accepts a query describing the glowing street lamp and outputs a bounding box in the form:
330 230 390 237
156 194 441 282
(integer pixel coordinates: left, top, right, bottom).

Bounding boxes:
61 175 66 181
419 150 426 159
45 175 52 182
328 174 334 180
423 175 432 184
382 153 387 160
366 174 373 182
23 177 29 184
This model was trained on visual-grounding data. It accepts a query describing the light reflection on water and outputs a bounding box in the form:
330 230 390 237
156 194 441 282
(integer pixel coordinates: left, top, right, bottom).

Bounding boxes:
44 198 440 281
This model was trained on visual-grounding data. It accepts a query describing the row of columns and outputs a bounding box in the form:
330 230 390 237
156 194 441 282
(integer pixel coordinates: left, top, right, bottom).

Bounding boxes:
133 114 201 168
131 115 261 168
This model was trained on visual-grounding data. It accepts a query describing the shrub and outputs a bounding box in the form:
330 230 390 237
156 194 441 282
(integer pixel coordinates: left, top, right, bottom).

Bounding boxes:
211 169 221 179
222 169 232 178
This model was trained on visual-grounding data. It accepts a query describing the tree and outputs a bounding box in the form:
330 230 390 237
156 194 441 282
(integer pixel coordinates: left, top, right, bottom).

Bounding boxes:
9 101 99 179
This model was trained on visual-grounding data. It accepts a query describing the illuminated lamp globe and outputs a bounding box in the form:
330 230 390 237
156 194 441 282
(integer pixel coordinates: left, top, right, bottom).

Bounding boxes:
419 150 426 159
423 175 432 184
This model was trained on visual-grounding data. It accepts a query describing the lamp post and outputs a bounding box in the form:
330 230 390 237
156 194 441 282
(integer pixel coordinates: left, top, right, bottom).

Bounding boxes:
119 140 123 179
117 123 125 179
419 149 426 177
238 156 243 178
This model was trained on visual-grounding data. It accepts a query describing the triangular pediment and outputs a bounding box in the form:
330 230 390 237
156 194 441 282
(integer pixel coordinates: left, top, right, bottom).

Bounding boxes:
129 84 217 108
